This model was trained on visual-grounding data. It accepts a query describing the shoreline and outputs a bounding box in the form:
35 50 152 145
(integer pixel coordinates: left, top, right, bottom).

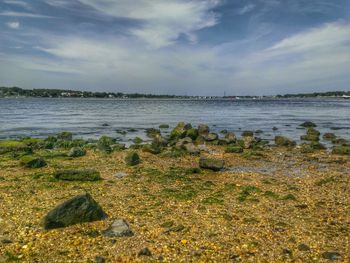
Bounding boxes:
0 122 349 261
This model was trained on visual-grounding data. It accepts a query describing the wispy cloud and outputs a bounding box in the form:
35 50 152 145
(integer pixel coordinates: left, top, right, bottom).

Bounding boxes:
6 21 20 29
3 0 32 10
238 4 255 15
0 11 54 19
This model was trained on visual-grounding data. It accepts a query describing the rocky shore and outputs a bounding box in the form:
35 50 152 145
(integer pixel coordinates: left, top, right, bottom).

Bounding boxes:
0 122 349 262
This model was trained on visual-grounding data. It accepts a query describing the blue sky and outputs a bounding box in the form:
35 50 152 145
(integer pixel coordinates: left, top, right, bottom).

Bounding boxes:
0 0 350 95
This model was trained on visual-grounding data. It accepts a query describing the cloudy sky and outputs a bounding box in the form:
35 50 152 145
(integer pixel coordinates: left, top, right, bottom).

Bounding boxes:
0 0 350 95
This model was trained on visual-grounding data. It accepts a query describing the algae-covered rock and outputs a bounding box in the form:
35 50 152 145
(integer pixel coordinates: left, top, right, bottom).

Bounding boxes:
97 136 114 154
225 145 243 153
186 128 198 140
125 152 140 166
111 143 126 151
224 132 236 144
275 136 296 147
103 219 133 237
243 136 255 149
183 143 200 155
300 121 317 128
241 130 254 137
300 134 320 142
43 193 107 230
323 133 336 140
332 138 349 146
53 169 101 181
332 146 350 155
142 143 162 154
170 122 192 140
197 124 209 137
145 128 161 138
20 156 47 168
68 147 86 157
199 157 224 171
133 137 143 144
205 133 218 142
159 124 169 129
309 141 326 150
57 132 73 141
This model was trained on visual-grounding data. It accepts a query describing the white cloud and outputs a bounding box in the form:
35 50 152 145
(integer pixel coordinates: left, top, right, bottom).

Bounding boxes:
6 21 20 29
0 11 54 19
238 4 255 15
77 0 221 48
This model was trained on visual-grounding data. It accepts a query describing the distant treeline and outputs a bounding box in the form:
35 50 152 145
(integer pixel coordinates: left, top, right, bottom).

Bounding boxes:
0 87 183 99
276 91 350 98
0 86 349 98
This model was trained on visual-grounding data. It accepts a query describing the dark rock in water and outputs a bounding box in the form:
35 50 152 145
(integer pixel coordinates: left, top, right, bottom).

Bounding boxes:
255 130 263 134
95 256 106 263
53 169 101 181
159 124 169 129
116 129 127 135
138 247 152 257
224 132 236 144
323 133 336 140
43 193 107 230
322 251 342 260
186 128 198 140
274 136 296 147
225 145 243 153
103 219 133 237
133 137 143 144
68 147 86 157
297 243 310 251
241 130 254 137
57 131 73 141
300 121 317 128
307 127 320 136
301 134 320 142
205 133 218 142
20 156 47 168
332 146 350 155
332 138 349 146
145 128 161 138
199 157 224 171
125 152 140 166
197 124 210 136
153 134 168 146
272 127 278 131
102 123 109 127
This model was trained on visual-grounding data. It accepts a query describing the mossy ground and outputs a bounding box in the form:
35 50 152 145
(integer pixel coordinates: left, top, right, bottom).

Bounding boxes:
0 145 349 262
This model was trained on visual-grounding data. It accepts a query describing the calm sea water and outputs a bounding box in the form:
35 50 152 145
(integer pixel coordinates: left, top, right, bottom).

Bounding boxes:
0 98 349 143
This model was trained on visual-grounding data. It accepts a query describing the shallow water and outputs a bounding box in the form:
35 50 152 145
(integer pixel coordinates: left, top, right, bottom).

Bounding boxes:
0 98 349 143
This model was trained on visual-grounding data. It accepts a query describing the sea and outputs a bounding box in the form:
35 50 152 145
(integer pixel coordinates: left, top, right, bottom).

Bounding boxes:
0 97 349 144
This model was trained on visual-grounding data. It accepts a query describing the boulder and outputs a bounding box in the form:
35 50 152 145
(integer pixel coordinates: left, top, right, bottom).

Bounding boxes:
125 152 140 166
205 133 218 142
243 136 255 149
184 143 200 155
145 128 161 138
68 147 86 157
20 156 47 168
197 124 210 137
142 143 162 154
53 169 101 181
97 136 114 154
323 133 336 140
170 122 192 140
43 193 107 230
186 128 198 140
275 136 296 147
199 157 224 171
159 124 169 129
103 219 133 237
153 134 168 146
300 121 317 128
224 132 236 144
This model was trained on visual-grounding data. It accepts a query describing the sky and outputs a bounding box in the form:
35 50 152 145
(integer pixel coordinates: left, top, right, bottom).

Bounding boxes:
0 0 350 96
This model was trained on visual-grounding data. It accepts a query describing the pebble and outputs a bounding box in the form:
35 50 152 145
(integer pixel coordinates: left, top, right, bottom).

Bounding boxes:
322 251 342 260
113 172 127 179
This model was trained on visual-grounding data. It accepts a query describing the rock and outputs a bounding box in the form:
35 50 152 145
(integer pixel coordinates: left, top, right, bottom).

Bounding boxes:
224 132 236 144
125 152 140 166
186 128 198 140
184 143 200 155
241 130 254 137
159 124 169 129
133 137 143 144
103 219 133 237
138 247 152 257
322 251 342 260
243 136 255 149
275 136 296 147
225 145 243 153
102 123 109 127
255 130 263 134
95 256 106 263
323 133 336 140
68 147 86 157
309 141 326 150
298 243 310 251
332 138 349 146
170 122 192 140
111 143 126 151
57 131 73 141
175 137 192 149
205 133 218 142
20 156 47 168
113 172 127 179
300 121 317 128
301 134 320 141
197 124 209 136
332 146 350 155
97 136 114 154
53 169 101 181
145 128 161 138
153 134 168 146
142 143 162 154
43 193 107 230
272 127 278 131
307 127 320 136
199 157 224 171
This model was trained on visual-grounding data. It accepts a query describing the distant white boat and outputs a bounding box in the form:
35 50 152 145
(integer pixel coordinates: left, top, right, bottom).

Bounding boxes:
342 95 350 99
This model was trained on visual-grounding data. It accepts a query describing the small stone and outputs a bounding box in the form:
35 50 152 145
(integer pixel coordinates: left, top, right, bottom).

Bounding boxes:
138 247 152 257
103 219 133 237
114 172 127 179
199 157 224 171
298 243 310 251
322 251 342 260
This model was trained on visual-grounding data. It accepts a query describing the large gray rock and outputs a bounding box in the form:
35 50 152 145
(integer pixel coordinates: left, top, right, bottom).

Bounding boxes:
43 193 107 230
184 143 200 155
103 219 134 237
197 124 209 136
199 157 224 171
